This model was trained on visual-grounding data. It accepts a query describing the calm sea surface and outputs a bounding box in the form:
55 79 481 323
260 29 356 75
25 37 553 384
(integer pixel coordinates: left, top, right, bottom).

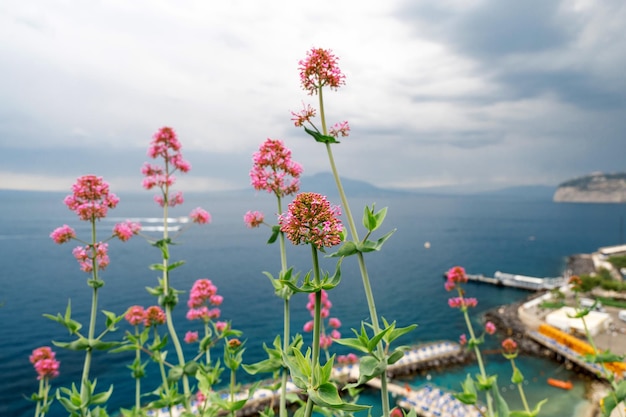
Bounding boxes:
1 189 624 417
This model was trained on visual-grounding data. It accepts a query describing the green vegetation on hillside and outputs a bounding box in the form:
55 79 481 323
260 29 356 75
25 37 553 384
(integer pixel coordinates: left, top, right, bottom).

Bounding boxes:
579 268 626 292
608 254 626 270
559 172 626 189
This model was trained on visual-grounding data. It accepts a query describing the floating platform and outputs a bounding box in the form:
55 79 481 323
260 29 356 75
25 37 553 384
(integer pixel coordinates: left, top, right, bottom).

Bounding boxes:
447 272 566 291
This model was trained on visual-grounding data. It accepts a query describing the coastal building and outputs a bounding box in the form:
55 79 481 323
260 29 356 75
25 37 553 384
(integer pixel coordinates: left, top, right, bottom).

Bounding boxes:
544 307 612 337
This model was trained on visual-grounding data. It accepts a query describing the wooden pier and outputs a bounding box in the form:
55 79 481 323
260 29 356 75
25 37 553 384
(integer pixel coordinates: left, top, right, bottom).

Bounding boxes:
459 272 566 291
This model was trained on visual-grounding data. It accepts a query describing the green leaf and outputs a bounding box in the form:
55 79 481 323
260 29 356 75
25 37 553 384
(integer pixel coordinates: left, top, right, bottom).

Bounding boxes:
304 126 340 144
167 260 186 271
329 241 358 257
454 374 477 405
149 263 166 271
308 383 370 411
145 285 163 296
268 225 280 244
321 257 343 290
475 373 497 391
362 205 388 232
102 310 121 330
168 366 184 382
91 384 114 405
511 367 524 384
334 337 370 354
387 349 406 365
357 229 396 253
183 361 199 376
491 381 510 417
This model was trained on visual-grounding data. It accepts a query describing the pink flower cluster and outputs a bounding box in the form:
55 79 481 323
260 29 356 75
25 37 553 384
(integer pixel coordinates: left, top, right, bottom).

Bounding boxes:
250 139 302 198
291 103 317 127
448 297 478 309
444 266 468 291
244 211 264 228
113 220 142 242
190 207 211 224
485 321 496 335
329 121 350 138
336 353 359 365
72 242 109 273
29 346 60 380
142 127 192 207
279 192 343 248
303 290 341 350
298 47 346 95
124 305 166 327
186 279 223 322
64 175 119 221
50 225 76 244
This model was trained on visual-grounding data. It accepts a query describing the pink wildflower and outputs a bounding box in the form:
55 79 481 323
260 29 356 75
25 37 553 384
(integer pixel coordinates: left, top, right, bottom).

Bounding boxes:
448 297 478 309
50 225 76 244
250 138 302 197
445 266 468 291
143 127 191 206
329 121 350 138
244 211 265 228
303 320 314 332
502 338 518 354
188 279 219 308
144 306 166 327
64 175 118 221
485 321 496 335
215 321 228 332
328 317 341 328
290 103 317 127
330 329 341 339
320 334 333 350
346 353 359 363
30 347 60 380
29 347 55 365
190 207 211 224
196 390 206 404
298 48 346 95
279 193 343 248
113 220 141 242
184 331 199 344
125 306 146 326
34 358 60 380
72 242 109 273
459 334 467 346
390 407 404 417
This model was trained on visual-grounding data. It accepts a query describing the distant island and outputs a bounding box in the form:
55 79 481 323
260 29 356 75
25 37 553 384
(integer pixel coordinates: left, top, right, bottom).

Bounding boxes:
553 172 626 203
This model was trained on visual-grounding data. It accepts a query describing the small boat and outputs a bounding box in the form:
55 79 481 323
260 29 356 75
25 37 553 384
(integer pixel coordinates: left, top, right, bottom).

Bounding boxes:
547 378 573 390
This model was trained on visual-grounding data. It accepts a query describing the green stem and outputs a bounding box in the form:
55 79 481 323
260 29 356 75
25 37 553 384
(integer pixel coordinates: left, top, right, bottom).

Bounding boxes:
510 359 530 413
318 87 390 417
462 308 494 417
303 245 323 417
34 378 45 417
230 368 237 417
134 327 141 411
276 195 290 417
161 180 191 411
205 322 211 365
80 219 99 413
154 328 170 397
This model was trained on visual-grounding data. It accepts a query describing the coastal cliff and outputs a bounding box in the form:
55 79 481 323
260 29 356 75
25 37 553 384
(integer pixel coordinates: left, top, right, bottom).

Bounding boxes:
553 172 626 203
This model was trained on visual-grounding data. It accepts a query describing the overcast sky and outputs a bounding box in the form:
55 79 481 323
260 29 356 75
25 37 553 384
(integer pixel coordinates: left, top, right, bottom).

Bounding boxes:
1 0 624 193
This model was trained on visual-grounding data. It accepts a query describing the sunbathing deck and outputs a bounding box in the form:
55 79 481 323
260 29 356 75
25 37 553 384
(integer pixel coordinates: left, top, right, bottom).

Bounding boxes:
397 385 485 417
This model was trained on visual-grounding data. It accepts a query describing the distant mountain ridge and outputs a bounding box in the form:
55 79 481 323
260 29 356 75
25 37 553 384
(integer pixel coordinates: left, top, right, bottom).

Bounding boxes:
553 172 626 203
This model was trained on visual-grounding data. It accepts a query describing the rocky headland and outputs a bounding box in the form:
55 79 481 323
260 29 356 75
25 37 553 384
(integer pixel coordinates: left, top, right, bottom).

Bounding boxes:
554 172 626 203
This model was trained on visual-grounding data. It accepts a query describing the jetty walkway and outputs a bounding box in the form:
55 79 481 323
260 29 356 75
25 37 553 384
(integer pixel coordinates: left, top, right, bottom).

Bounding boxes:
462 272 566 291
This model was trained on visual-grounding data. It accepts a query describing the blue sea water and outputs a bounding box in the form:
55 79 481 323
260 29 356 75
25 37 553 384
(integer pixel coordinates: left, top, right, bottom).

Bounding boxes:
1 189 624 417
